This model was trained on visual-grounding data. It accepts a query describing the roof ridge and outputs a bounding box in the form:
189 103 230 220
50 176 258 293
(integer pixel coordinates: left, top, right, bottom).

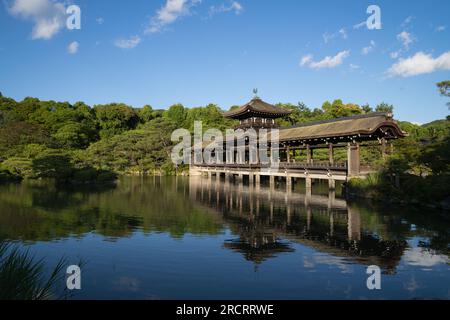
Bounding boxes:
281 112 391 130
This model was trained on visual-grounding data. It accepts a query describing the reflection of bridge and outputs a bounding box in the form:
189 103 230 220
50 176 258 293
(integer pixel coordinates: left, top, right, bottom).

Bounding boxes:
189 176 406 272
190 97 407 191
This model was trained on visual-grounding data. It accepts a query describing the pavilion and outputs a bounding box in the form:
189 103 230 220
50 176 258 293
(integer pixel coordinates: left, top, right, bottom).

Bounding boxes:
191 96 407 190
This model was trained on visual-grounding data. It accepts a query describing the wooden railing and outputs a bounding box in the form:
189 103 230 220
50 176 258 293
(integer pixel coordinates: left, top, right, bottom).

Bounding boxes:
195 161 348 171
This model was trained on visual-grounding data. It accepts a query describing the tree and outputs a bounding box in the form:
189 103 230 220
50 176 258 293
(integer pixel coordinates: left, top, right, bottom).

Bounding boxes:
94 103 139 138
32 154 73 181
52 122 93 149
361 104 373 114
0 122 52 159
165 104 187 125
138 105 154 123
375 102 394 113
437 80 450 108
321 99 362 118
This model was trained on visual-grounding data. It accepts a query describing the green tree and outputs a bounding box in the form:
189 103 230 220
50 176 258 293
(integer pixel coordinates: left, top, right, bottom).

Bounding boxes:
94 103 139 138
0 122 52 159
375 102 394 113
52 122 93 149
138 105 154 123
165 104 187 126
361 104 373 113
437 80 450 108
322 99 362 118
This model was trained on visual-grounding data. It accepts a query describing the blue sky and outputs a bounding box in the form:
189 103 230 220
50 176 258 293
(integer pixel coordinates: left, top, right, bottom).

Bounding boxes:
0 0 449 123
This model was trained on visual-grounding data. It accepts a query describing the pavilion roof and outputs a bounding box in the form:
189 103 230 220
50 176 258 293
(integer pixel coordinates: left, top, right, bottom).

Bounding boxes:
276 112 407 143
223 97 292 119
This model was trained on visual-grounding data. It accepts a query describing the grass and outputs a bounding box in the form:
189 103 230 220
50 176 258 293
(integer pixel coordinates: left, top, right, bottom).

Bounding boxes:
0 242 68 300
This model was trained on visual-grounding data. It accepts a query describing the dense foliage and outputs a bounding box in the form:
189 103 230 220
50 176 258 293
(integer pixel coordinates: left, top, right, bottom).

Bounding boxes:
0 85 449 207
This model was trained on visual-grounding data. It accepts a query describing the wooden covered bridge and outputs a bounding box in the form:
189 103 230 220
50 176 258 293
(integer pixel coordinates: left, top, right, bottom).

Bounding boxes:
190 96 407 190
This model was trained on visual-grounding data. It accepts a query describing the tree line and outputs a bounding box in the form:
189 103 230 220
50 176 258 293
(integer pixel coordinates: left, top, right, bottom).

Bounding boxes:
0 86 448 207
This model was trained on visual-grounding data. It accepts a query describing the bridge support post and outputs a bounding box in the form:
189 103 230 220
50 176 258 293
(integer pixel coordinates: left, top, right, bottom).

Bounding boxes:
270 175 275 190
286 175 292 192
328 178 335 191
381 138 389 160
347 205 361 241
347 143 360 176
305 177 312 189
255 174 261 190
249 172 254 187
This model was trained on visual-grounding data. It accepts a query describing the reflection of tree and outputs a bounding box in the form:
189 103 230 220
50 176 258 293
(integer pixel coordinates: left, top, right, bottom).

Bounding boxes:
223 217 294 266
0 177 222 242
223 211 406 274
349 200 450 259
189 179 426 273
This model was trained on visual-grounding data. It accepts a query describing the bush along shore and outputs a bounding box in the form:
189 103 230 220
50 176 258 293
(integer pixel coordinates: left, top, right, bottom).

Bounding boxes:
346 171 450 211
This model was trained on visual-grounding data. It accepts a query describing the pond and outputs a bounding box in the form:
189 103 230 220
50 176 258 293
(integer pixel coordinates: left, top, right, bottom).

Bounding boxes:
0 176 448 299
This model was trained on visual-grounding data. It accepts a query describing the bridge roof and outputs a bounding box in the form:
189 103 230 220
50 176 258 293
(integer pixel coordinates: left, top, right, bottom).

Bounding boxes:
194 112 407 150
223 97 292 119
277 112 407 144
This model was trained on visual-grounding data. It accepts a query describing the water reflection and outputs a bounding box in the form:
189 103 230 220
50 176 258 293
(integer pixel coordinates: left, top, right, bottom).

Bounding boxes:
188 176 447 274
0 176 449 299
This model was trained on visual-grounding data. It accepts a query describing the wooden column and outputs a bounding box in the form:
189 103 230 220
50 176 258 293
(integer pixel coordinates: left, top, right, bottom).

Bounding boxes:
248 172 254 187
347 143 360 176
270 175 275 190
328 179 335 190
306 144 313 164
255 174 260 191
286 145 291 163
286 175 292 192
381 138 388 160
305 177 312 189
328 143 334 165
347 205 361 241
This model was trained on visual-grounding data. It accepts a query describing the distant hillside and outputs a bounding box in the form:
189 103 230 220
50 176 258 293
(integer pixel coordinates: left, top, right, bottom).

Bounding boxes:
422 118 450 128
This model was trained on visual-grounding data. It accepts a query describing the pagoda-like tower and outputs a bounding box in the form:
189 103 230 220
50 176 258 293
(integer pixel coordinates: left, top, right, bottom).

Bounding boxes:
223 96 291 130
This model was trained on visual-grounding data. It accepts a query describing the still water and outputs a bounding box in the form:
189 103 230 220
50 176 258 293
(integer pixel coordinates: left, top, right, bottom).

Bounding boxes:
0 176 449 299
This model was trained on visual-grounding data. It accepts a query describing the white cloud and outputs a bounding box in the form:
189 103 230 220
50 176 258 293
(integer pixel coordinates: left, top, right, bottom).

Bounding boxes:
390 51 400 59
322 32 335 44
300 54 313 66
397 31 415 49
145 0 201 34
403 247 449 267
436 25 446 32
67 41 79 54
209 1 243 16
339 28 347 39
353 21 366 30
349 63 360 70
8 0 66 40
401 16 414 27
300 50 350 69
114 36 141 49
361 40 375 55
96 17 104 25
387 51 450 77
